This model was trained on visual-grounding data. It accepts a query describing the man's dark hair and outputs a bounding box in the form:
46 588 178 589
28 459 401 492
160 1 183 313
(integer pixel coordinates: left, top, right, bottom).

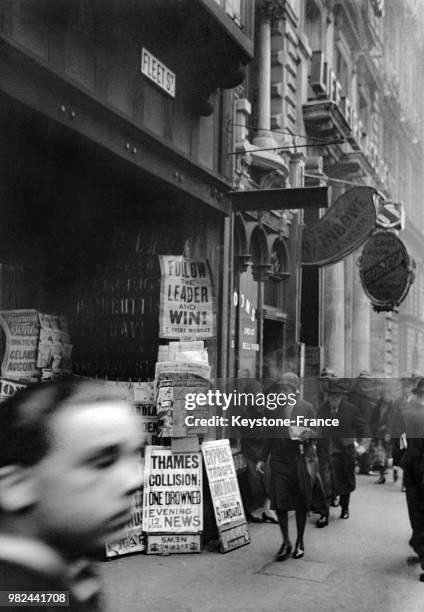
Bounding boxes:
0 379 124 468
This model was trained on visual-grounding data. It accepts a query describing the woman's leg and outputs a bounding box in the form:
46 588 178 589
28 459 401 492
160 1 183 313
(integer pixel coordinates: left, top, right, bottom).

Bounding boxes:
276 509 290 543
295 510 307 544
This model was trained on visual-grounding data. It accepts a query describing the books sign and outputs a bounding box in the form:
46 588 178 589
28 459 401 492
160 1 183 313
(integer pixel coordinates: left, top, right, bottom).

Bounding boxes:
302 186 377 266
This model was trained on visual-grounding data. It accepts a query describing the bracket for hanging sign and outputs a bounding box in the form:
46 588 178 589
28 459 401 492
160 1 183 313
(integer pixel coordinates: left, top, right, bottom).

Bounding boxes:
229 186 330 212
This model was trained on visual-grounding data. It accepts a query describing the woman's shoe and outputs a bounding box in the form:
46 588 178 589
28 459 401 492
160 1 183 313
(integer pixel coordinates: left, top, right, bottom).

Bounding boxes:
374 476 386 484
292 541 304 559
316 514 329 528
262 511 279 524
340 509 349 519
247 513 264 523
276 542 292 561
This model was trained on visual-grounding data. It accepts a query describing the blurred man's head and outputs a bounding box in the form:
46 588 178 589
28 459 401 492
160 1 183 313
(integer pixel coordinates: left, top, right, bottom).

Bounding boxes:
0 380 142 559
400 373 416 397
326 379 349 410
279 372 300 396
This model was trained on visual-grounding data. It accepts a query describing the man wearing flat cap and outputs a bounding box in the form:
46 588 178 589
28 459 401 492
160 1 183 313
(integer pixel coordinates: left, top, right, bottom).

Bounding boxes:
317 378 369 520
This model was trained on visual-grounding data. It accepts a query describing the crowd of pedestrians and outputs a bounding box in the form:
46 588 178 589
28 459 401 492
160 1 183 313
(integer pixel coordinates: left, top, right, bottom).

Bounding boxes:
239 368 424 582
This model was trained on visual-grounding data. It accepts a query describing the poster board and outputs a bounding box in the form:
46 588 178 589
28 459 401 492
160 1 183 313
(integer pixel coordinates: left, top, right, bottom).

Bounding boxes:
143 447 203 536
155 361 211 438
0 310 40 380
202 439 250 553
0 310 72 382
106 381 157 559
105 489 145 558
158 255 214 339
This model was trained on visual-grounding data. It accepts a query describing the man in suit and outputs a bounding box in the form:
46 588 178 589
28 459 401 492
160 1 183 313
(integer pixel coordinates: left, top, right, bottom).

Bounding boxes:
317 378 369 519
0 380 142 610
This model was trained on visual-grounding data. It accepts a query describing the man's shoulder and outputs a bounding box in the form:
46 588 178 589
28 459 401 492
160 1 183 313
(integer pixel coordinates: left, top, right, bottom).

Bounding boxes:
340 399 360 414
1 559 69 594
293 398 314 414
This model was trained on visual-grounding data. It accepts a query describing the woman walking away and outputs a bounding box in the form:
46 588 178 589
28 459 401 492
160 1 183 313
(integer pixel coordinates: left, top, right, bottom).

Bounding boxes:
256 372 324 561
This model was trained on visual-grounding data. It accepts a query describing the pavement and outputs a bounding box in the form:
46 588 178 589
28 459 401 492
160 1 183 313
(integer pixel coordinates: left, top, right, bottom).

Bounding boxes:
101 473 424 612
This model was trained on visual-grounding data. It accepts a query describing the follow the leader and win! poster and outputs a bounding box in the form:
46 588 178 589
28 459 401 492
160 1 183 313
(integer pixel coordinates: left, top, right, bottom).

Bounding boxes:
143 447 203 534
158 255 214 339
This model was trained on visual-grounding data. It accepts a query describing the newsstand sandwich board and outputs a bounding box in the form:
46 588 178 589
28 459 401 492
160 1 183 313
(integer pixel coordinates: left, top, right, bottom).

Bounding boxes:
106 381 157 558
143 446 203 554
202 439 250 553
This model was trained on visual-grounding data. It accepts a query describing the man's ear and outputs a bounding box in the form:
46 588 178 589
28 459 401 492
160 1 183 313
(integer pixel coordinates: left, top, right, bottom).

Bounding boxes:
0 465 38 512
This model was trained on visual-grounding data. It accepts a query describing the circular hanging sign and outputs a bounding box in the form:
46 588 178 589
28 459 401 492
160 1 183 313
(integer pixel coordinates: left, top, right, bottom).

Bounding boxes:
359 231 415 312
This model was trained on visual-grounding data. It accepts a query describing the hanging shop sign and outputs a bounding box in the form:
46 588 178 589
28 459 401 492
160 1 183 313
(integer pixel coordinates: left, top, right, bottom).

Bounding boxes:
159 255 214 339
358 231 415 312
202 439 250 553
143 447 203 535
141 48 176 98
302 186 377 266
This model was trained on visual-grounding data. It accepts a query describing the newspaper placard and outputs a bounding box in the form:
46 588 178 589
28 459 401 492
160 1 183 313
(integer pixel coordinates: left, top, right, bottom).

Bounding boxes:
38 313 72 377
143 447 203 533
105 489 145 558
0 378 27 402
146 534 201 554
156 363 211 438
0 310 40 381
202 439 250 553
133 381 159 453
158 255 214 339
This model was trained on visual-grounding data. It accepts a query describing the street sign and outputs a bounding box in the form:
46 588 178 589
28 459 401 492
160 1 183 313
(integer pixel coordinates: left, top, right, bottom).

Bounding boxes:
358 231 415 312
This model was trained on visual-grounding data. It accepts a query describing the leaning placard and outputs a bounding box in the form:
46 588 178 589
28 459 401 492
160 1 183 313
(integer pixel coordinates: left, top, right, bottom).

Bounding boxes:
202 439 250 553
143 446 203 551
105 489 145 558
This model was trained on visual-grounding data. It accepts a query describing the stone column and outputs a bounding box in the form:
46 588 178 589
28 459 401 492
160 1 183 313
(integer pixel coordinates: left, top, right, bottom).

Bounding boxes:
322 261 345 375
254 1 283 149
351 256 370 375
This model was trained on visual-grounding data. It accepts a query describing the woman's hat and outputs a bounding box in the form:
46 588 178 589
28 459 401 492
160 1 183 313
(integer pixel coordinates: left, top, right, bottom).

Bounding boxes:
280 372 300 392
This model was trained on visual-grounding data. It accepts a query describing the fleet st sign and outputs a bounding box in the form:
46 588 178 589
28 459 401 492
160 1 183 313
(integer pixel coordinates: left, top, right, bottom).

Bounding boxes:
141 48 176 98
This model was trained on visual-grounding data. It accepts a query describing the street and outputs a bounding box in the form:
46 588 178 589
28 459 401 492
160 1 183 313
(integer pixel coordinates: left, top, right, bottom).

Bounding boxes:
101 473 423 612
